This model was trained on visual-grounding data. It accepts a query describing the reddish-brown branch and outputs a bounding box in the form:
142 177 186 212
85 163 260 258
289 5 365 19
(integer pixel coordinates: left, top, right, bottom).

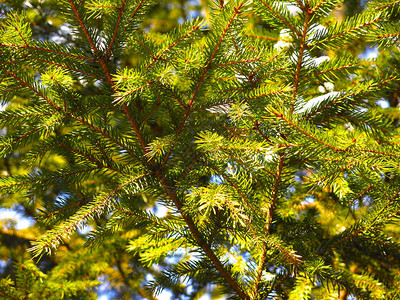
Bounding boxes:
250 117 271 142
349 185 372 206
259 0 301 36
310 0 324 13
273 111 343 152
308 75 395 120
145 24 201 71
312 162 355 187
122 0 144 35
324 17 382 42
0 112 51 120
318 188 400 255
2 84 24 94
159 4 245 169
113 81 155 103
306 90 358 120
0 67 61 111
0 43 94 61
106 0 127 57
154 171 249 299
136 38 156 58
162 85 186 108
69 0 147 158
70 115 135 156
314 63 359 75
257 67 287 84
246 88 289 101
14 24 28 46
114 207 173 229
30 56 100 78
139 90 161 124
2 128 43 151
0 59 20 65
43 199 88 219
320 113 387 133
0 290 19 300
214 58 261 68
69 0 99 55
193 100 234 111
187 2 244 109
376 0 400 10
59 142 103 166
245 34 280 41
177 152 207 183
355 148 400 159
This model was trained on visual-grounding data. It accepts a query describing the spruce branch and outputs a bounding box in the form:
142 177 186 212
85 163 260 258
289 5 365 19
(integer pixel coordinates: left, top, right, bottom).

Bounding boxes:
0 43 94 61
257 0 302 36
251 153 284 299
0 67 61 111
154 171 250 299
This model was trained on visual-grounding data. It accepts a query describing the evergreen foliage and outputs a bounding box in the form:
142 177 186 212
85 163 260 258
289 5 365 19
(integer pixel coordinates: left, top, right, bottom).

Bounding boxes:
1 0 400 299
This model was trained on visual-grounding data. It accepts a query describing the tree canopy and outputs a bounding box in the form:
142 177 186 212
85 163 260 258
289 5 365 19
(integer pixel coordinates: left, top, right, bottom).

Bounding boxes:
1 0 400 299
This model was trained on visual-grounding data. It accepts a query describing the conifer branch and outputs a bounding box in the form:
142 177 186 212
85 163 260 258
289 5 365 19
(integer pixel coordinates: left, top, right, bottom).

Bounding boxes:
215 58 261 68
311 76 395 123
105 0 128 57
349 185 372 206
0 290 19 300
0 168 96 189
199 161 257 214
327 113 388 132
374 0 400 10
58 142 123 172
0 43 94 61
113 207 174 229
258 0 301 36
122 0 144 35
159 3 246 168
291 8 310 111
245 34 279 41
93 7 250 291
319 187 400 255
1 127 42 151
310 0 325 14
69 0 99 56
79 11 149 161
139 92 161 124
30 56 100 78
273 111 343 152
326 16 382 42
177 151 207 183
246 88 290 101
2 84 24 94
70 116 135 156
144 25 202 71
0 67 61 111
154 171 250 299
43 198 88 220
185 2 244 111
126 119 250 298
251 153 284 299
30 173 149 256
